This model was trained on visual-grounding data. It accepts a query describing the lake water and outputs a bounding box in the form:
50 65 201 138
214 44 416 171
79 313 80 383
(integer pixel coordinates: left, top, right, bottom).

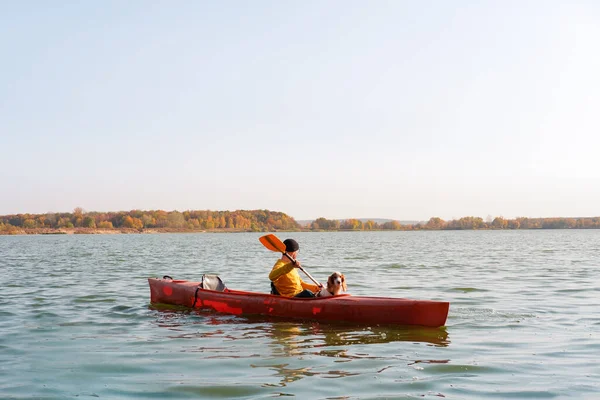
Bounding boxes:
1 230 599 399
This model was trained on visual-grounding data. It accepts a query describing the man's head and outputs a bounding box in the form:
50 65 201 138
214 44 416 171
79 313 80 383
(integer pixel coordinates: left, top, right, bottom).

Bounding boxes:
283 238 299 253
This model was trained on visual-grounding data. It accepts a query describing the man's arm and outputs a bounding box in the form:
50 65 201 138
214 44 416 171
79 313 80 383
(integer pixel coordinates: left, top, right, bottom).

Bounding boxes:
269 261 294 281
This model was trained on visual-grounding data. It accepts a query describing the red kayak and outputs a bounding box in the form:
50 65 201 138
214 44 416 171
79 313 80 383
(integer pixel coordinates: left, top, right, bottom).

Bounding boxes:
148 276 449 327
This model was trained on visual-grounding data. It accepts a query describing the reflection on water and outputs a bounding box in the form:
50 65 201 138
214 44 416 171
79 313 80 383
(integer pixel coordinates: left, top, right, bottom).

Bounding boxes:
259 363 361 387
150 306 450 348
265 321 449 354
257 322 449 387
150 308 451 387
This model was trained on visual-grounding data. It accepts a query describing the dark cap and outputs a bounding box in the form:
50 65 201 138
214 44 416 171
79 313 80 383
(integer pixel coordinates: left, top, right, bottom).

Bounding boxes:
283 238 299 252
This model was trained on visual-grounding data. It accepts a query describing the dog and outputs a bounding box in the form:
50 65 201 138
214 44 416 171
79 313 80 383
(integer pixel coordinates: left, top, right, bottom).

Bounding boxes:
317 271 347 297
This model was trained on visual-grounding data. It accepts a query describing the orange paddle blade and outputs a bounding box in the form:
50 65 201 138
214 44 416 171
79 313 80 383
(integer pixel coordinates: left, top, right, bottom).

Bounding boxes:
259 234 286 253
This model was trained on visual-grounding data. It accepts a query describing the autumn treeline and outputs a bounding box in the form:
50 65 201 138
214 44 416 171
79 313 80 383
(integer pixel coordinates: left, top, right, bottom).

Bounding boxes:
309 216 600 230
1 209 600 235
0 209 298 234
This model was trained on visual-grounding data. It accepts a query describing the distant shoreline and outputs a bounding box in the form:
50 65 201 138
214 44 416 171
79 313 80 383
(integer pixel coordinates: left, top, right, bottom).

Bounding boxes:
0 227 249 235
2 226 600 236
2 209 599 235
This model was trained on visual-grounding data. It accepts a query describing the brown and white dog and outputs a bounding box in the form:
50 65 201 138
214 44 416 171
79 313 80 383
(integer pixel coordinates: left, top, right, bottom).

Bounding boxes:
317 271 347 297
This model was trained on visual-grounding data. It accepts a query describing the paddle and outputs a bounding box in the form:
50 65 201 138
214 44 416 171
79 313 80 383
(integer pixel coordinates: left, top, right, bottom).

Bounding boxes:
259 234 321 287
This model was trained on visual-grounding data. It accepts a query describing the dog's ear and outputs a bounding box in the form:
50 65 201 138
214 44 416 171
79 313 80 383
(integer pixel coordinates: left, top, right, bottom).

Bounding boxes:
341 274 347 291
327 274 334 286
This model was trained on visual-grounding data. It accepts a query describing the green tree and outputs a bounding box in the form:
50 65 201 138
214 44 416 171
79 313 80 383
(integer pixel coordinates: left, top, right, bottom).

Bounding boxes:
83 216 96 228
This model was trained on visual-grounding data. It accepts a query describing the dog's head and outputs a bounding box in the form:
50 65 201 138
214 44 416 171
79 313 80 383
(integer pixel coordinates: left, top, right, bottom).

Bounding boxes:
327 271 347 294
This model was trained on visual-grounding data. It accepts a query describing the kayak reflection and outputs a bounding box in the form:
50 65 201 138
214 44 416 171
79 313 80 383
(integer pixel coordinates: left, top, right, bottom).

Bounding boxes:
150 308 451 387
265 321 450 356
150 306 450 348
257 321 449 387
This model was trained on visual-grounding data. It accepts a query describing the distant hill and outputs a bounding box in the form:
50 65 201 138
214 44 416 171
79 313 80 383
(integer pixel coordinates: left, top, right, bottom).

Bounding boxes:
296 218 423 227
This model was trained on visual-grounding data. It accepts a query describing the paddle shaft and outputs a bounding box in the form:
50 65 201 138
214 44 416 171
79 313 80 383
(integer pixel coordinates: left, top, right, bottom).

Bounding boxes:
283 252 321 287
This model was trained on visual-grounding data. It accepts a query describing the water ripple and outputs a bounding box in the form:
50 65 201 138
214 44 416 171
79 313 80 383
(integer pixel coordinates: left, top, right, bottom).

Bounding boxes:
1 231 599 399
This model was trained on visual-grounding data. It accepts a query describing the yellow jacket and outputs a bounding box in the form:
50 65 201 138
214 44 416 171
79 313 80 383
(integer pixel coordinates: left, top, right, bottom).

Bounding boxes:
269 259 320 297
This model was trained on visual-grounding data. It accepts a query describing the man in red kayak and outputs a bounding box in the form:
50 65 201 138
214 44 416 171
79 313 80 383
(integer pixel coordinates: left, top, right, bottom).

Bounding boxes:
269 239 322 297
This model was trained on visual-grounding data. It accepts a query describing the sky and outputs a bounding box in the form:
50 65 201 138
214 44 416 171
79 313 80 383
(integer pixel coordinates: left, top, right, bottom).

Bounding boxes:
1 1 599 221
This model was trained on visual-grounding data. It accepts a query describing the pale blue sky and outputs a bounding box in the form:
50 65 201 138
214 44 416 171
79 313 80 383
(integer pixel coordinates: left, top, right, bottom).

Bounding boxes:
1 1 599 221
